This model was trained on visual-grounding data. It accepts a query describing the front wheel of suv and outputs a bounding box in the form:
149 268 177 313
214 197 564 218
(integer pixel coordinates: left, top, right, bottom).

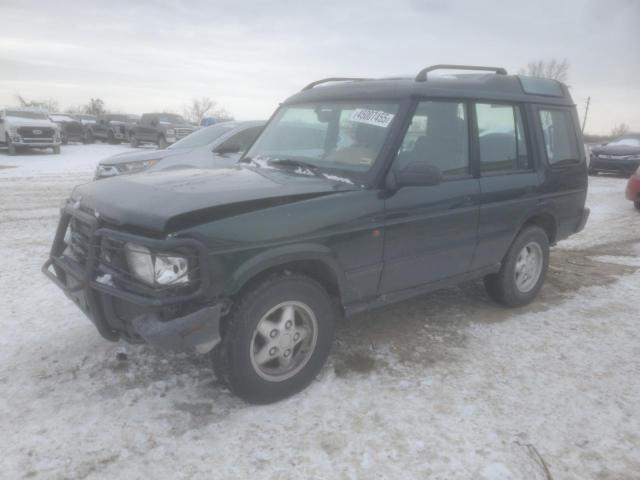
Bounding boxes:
212 274 336 404
484 226 549 308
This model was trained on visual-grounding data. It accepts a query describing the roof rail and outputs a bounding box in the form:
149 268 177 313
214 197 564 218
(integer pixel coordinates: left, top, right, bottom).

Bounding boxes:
415 64 507 82
302 77 371 91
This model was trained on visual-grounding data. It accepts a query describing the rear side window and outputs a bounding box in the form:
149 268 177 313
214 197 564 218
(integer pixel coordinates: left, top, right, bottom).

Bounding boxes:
539 109 580 166
475 103 529 173
397 101 469 179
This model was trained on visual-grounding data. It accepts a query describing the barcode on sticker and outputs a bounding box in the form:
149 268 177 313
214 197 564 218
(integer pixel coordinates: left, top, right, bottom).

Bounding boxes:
350 109 394 128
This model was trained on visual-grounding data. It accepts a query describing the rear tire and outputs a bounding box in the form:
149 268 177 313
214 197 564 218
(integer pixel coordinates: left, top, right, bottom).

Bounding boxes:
158 135 168 149
484 226 549 307
212 274 336 404
7 139 16 155
130 134 139 147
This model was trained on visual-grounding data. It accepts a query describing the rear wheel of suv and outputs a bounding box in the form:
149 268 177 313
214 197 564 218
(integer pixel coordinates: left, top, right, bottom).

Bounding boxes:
212 274 336 404
157 135 168 149
484 226 549 307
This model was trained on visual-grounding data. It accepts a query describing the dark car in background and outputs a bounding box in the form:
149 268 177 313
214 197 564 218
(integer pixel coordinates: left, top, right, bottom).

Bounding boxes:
95 121 264 179
50 113 84 144
589 134 640 176
129 113 196 148
44 65 589 404
85 114 139 144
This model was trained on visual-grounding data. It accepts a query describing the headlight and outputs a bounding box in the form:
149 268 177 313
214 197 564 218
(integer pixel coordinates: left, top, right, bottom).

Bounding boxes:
119 159 159 173
166 129 175 135
124 243 189 286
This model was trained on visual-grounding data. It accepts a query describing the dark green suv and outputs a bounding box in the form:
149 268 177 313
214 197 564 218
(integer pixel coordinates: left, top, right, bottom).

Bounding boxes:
44 65 589 403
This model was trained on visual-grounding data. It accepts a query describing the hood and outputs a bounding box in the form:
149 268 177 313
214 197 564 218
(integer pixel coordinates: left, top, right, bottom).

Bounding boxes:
6 116 58 128
72 166 358 233
100 148 192 166
592 144 640 157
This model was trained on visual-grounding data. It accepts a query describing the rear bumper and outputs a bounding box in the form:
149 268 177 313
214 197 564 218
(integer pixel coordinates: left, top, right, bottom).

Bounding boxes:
590 157 640 175
575 207 590 234
42 205 222 352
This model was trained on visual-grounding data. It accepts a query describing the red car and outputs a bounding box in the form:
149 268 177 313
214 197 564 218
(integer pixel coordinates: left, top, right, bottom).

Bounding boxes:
626 167 640 211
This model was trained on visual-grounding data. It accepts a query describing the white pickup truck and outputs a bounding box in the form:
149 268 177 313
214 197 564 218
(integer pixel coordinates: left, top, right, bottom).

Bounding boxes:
0 108 62 155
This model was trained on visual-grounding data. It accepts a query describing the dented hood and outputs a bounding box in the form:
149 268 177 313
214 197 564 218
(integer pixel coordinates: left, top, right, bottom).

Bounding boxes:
72 166 357 233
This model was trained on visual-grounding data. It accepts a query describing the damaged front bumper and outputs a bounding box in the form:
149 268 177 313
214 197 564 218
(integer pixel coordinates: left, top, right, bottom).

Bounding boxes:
42 204 223 353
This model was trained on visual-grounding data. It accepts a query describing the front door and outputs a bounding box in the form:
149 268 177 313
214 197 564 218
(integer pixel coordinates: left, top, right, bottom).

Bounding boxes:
380 100 480 293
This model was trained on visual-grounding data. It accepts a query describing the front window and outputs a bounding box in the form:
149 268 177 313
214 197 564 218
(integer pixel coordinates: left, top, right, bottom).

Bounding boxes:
5 110 48 120
169 123 237 149
245 102 399 177
158 114 186 124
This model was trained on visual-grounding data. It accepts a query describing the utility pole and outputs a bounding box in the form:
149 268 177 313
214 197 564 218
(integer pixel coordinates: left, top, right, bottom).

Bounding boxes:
582 96 591 133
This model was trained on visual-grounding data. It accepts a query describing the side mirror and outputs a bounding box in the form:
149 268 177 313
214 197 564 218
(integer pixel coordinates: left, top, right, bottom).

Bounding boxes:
387 160 442 190
214 143 242 155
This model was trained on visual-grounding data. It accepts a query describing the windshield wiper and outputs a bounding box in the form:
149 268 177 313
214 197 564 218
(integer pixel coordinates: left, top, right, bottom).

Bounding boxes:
268 158 324 176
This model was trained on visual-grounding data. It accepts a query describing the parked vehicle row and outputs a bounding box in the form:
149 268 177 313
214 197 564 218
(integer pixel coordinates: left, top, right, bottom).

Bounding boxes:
44 65 591 404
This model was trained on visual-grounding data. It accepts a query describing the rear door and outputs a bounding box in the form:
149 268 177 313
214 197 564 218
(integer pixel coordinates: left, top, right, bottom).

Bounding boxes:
470 102 540 270
380 100 480 293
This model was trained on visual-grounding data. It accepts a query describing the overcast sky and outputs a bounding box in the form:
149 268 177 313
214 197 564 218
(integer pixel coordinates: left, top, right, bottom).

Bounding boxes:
1 0 638 134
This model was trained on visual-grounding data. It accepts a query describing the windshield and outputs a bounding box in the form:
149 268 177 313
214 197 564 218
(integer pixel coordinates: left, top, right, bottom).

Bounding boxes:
608 136 640 147
245 102 399 178
5 110 48 120
169 123 237 149
158 114 185 124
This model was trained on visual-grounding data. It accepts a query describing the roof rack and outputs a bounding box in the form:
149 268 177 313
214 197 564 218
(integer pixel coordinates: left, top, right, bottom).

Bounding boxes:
415 64 507 82
302 77 371 91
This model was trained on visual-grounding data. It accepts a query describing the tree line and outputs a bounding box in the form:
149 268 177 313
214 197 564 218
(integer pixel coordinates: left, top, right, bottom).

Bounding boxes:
13 95 234 124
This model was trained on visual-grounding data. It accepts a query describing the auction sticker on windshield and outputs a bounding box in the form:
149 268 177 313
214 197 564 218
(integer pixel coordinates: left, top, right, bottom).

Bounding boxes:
350 109 394 128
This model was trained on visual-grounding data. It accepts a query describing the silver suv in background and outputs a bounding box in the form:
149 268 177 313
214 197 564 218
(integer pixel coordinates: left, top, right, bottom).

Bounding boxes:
0 108 62 155
95 120 264 179
128 113 196 149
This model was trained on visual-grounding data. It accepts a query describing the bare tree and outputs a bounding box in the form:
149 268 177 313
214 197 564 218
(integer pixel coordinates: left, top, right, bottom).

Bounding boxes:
184 97 234 124
519 58 570 82
83 98 106 116
15 94 59 112
610 123 630 138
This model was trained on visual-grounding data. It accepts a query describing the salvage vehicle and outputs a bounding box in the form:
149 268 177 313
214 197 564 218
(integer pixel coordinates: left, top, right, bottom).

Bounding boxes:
128 113 196 148
43 65 589 403
50 113 84 144
95 121 264 179
0 108 61 155
589 134 640 176
626 166 640 211
85 114 139 144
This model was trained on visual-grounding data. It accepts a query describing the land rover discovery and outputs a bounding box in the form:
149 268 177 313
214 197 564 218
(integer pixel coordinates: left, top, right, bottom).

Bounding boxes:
43 65 589 403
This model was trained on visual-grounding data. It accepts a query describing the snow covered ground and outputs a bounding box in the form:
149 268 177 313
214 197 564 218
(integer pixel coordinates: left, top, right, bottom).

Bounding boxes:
1 145 639 479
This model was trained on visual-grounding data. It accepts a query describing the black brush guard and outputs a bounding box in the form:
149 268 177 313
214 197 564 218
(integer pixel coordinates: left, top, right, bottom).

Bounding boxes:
42 204 221 351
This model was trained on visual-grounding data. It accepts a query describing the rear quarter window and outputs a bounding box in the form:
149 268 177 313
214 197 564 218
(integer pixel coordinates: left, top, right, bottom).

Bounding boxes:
538 109 580 166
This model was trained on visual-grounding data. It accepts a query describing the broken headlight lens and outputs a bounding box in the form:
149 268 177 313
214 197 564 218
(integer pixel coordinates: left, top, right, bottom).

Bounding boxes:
124 243 189 286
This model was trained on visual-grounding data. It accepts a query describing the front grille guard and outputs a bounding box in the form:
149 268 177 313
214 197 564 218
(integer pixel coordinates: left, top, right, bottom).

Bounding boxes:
42 205 212 308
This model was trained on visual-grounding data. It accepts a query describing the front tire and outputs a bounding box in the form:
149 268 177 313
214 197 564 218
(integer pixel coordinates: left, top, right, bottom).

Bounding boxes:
52 145 61 154
213 274 336 404
7 139 16 155
484 226 549 307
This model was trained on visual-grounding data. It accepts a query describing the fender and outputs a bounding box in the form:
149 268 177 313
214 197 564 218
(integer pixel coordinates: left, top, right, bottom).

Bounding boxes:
227 242 347 297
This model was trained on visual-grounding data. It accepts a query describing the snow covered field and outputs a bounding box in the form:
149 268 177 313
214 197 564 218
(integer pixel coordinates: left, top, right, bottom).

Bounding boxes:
1 145 639 479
